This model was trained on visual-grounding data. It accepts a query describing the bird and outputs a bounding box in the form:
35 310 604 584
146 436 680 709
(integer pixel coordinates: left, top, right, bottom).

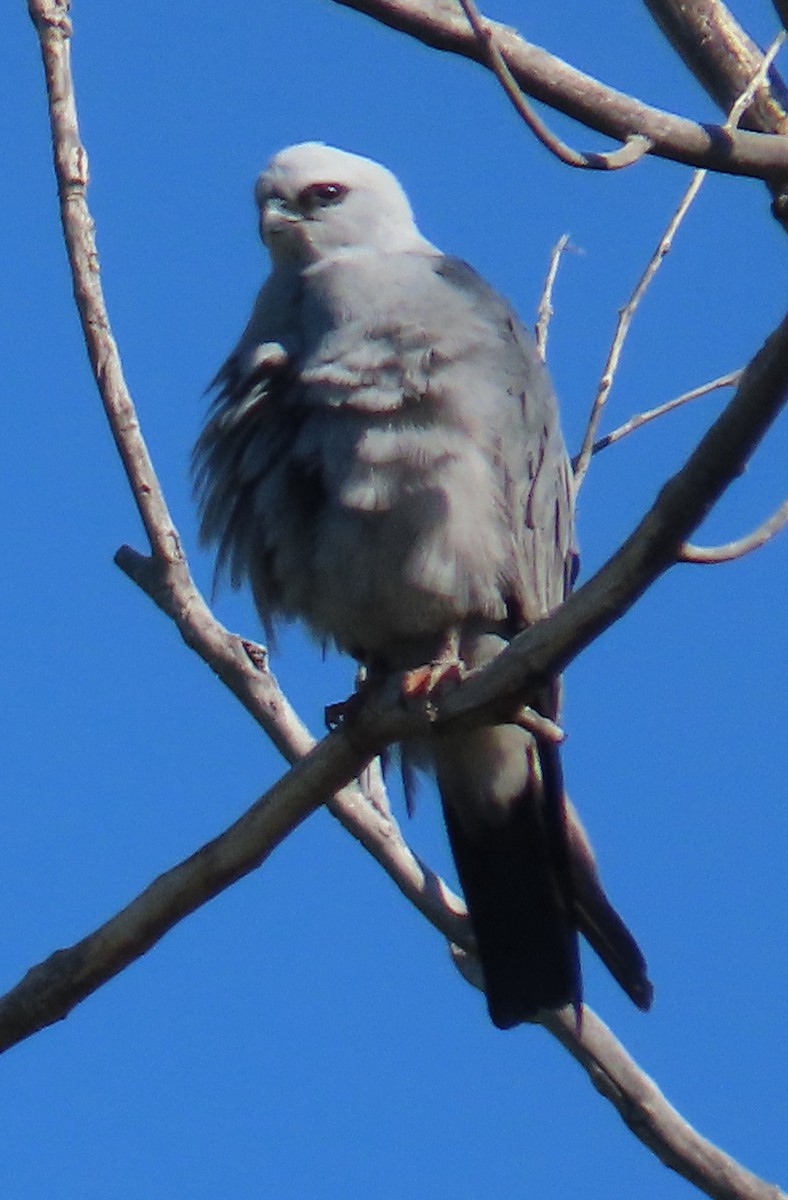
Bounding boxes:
193 142 653 1028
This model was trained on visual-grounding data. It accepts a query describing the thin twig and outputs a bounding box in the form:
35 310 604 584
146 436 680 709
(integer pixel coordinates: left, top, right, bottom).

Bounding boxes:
572 168 707 490
434 315 788 726
535 233 570 361
572 33 784 492
680 498 788 562
586 370 742 458
457 0 653 170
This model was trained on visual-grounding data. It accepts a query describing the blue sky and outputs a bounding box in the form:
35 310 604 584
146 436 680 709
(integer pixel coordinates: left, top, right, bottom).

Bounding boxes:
3 1 786 1197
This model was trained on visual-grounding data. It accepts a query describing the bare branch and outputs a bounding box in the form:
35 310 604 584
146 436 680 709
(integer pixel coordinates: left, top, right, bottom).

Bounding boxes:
28 0 182 567
327 0 788 181
643 1 788 132
0 721 473 1054
590 370 742 455
457 0 652 170
680 499 788 563
544 1007 787 1200
572 169 707 488
535 233 570 362
727 31 788 129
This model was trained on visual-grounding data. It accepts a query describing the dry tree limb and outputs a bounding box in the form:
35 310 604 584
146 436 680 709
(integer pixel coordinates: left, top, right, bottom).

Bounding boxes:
328 0 788 181
29 0 470 941
535 233 571 362
590 370 742 455
29 0 178 564
680 499 788 563
457 0 652 170
725 31 788 128
544 1006 787 1200
3 307 787 1185
644 0 788 132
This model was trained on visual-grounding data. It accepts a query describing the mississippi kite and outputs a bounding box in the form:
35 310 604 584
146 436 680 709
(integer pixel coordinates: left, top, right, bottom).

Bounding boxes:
194 143 653 1028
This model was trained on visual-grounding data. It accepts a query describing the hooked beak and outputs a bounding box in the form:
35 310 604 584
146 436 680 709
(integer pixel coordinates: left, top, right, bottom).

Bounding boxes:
260 195 300 244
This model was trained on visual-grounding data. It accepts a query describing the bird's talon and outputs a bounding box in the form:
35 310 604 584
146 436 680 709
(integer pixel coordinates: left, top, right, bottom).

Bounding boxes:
400 659 465 700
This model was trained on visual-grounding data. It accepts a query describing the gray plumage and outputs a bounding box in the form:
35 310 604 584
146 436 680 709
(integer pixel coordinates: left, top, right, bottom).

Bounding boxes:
194 143 653 1027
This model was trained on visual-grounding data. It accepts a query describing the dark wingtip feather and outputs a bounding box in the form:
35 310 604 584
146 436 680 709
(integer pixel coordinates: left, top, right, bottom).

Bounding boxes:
576 891 654 1011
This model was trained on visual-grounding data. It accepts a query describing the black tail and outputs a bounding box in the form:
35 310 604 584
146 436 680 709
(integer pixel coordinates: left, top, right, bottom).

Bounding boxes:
441 778 581 1028
436 732 652 1028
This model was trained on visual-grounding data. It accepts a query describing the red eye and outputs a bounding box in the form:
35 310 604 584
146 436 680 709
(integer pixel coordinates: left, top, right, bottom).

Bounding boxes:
301 182 348 208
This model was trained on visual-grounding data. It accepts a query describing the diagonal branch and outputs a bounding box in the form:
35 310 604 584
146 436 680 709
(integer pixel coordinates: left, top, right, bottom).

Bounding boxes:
9 302 785 1051
28 0 470 1024
328 0 788 181
544 1007 787 1200
440 312 788 723
28 0 180 566
642 1 788 223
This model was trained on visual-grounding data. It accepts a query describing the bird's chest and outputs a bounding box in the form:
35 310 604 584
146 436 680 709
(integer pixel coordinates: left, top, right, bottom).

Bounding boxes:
266 397 511 662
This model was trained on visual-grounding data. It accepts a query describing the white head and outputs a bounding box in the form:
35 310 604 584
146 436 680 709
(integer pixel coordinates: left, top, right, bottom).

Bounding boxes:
254 142 432 265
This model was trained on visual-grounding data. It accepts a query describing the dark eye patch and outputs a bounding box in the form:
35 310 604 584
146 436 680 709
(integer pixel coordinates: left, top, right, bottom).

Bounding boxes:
300 182 348 209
